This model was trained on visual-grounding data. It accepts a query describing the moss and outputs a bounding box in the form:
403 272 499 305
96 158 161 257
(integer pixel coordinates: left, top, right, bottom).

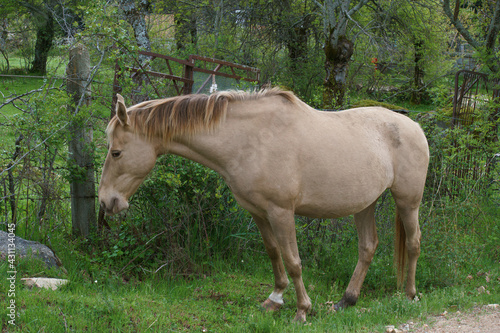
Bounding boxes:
351 99 407 111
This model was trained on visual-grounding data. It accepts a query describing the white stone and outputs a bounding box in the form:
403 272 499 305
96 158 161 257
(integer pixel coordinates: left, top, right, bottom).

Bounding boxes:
22 278 69 291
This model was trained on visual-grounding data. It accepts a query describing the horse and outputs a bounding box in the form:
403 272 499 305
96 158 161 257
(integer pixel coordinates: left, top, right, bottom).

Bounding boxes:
98 88 429 322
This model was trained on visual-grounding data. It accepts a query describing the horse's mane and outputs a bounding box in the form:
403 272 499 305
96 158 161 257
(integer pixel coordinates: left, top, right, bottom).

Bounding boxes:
108 88 300 142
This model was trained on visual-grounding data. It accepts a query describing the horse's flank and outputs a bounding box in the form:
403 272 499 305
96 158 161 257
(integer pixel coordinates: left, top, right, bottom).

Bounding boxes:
106 88 299 143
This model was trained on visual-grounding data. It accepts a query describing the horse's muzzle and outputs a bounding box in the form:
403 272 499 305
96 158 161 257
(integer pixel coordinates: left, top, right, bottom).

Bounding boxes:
99 196 129 216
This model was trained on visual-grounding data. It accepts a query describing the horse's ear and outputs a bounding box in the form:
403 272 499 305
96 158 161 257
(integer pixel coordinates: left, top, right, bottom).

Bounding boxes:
116 94 130 126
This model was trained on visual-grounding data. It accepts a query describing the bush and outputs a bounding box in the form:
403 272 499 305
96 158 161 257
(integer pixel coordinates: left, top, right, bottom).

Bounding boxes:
89 155 258 278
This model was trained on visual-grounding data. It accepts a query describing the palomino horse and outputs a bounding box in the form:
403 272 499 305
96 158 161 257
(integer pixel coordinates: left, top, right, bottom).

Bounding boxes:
98 89 429 322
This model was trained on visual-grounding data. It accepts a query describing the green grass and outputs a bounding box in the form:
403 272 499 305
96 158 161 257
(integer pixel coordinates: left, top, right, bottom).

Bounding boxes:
1 231 498 333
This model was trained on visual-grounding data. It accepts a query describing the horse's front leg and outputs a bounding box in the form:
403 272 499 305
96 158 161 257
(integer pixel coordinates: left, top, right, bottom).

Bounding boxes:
267 207 312 322
252 214 289 312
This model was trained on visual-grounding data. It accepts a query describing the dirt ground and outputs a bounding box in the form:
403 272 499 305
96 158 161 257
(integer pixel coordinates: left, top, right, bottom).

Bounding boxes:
390 304 500 333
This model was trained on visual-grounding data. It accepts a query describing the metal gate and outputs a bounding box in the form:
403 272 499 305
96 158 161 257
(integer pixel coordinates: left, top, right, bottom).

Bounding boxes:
448 70 500 196
112 51 260 107
452 70 499 128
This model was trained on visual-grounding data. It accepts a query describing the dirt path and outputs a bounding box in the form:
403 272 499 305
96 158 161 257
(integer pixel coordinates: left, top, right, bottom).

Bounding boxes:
388 304 500 333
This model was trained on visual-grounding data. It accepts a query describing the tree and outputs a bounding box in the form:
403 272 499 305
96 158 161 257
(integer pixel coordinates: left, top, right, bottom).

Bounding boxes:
118 0 152 64
442 0 500 74
315 0 370 108
6 0 84 74
12 0 56 74
117 0 153 103
32 9 55 74
172 1 198 51
367 0 452 104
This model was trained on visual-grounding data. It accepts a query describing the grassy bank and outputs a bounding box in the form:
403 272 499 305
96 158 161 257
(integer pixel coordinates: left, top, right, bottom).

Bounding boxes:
1 249 498 332
1 195 499 332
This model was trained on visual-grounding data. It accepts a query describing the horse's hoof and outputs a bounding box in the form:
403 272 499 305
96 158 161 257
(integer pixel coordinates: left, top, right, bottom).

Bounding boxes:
333 298 350 311
293 310 307 323
333 301 344 311
333 293 357 311
261 298 282 312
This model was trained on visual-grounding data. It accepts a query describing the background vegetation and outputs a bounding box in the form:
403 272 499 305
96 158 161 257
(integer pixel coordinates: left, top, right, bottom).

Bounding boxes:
0 0 499 331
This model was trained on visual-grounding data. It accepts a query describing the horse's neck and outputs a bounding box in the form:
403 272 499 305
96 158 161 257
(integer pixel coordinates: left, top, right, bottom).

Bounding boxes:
164 97 299 179
165 126 238 180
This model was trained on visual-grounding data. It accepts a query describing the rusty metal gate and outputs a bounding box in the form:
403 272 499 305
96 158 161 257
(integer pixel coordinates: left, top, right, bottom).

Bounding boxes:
448 70 500 196
112 51 260 107
452 70 499 128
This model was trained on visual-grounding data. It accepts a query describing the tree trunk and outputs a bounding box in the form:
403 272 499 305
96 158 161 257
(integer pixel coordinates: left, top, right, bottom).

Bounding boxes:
175 10 197 51
323 35 354 108
0 19 9 72
119 0 152 103
119 0 151 64
7 135 24 227
36 147 58 225
318 0 368 108
66 44 96 238
287 15 312 70
31 14 54 75
411 40 425 104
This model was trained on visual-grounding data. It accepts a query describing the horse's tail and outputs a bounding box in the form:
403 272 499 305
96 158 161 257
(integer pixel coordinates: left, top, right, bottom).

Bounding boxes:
394 208 407 289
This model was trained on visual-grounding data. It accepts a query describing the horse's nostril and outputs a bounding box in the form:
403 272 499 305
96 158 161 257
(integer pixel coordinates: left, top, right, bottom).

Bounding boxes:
110 197 118 212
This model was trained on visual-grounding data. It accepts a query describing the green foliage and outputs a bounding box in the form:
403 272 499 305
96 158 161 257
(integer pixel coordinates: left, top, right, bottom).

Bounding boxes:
88 154 257 278
351 1 454 104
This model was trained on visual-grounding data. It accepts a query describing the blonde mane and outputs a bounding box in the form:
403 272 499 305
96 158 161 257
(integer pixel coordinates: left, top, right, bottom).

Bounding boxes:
107 88 299 142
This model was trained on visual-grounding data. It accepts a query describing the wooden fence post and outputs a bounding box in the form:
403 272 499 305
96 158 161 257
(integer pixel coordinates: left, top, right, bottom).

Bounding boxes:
66 44 96 238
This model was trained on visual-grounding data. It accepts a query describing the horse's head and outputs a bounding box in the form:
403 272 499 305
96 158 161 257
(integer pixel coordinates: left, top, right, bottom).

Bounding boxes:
98 95 158 215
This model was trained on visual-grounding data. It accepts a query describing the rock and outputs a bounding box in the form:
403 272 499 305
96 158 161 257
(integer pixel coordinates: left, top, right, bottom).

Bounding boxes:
385 325 403 333
0 230 63 269
487 304 499 309
22 277 69 290
385 325 395 333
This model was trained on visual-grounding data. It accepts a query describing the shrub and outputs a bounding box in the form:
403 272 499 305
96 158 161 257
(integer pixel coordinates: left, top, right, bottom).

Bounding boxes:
90 155 258 278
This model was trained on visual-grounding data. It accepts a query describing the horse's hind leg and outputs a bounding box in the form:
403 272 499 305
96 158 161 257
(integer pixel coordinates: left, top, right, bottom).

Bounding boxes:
394 203 421 299
335 201 378 310
252 214 289 311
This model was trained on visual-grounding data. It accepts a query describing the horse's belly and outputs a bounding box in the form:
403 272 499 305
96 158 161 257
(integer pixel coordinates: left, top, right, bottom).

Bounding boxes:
293 157 393 218
294 183 387 218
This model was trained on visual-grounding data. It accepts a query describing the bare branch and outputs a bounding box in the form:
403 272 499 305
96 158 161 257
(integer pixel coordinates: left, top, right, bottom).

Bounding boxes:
442 0 481 49
486 0 500 50
347 0 370 16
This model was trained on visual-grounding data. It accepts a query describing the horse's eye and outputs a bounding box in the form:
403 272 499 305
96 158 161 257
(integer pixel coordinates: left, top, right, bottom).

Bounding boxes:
111 150 121 158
